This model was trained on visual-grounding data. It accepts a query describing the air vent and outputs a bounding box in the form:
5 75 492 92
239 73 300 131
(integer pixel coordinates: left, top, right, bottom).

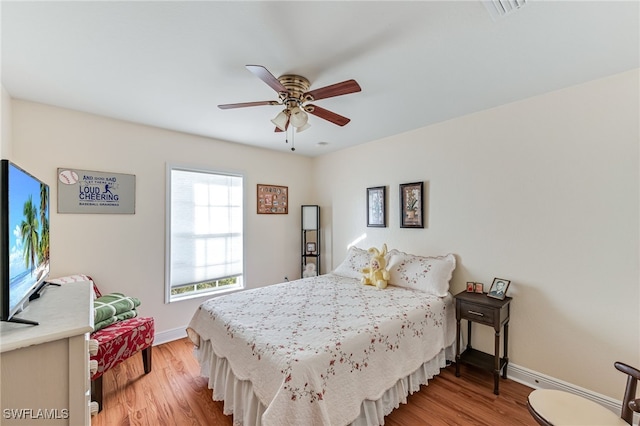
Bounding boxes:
482 0 527 20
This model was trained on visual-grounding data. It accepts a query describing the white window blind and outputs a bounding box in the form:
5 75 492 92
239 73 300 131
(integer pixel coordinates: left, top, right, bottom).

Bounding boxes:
169 168 243 289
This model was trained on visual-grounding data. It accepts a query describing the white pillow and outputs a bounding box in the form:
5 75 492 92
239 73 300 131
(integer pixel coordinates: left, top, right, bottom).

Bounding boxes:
386 248 401 264
332 246 370 279
387 252 456 296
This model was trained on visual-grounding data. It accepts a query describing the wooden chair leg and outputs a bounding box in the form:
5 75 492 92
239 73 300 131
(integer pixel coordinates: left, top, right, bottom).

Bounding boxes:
91 376 103 413
142 346 152 374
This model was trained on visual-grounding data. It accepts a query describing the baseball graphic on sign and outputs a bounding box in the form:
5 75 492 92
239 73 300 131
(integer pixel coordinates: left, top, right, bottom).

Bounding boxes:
59 169 79 185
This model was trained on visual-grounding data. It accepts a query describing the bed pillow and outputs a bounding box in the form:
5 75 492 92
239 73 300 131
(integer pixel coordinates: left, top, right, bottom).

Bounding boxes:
386 248 401 264
332 246 370 279
387 252 456 296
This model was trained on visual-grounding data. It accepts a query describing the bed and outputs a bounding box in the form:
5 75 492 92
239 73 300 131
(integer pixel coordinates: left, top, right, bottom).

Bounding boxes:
187 247 457 426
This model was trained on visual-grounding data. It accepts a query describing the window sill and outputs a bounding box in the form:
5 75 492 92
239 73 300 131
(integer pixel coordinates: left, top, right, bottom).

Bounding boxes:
168 285 243 304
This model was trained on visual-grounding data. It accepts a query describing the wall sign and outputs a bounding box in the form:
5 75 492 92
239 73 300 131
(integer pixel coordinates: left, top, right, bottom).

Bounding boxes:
57 168 135 214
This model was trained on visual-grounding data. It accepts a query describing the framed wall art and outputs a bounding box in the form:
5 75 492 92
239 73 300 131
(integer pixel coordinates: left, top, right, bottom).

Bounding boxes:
400 181 424 228
257 184 288 214
57 167 136 214
366 186 386 227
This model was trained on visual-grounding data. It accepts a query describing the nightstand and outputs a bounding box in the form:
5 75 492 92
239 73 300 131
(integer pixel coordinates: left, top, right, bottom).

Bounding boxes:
454 290 511 395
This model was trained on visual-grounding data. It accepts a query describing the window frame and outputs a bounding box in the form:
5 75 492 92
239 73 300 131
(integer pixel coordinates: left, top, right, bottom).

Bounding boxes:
165 163 246 303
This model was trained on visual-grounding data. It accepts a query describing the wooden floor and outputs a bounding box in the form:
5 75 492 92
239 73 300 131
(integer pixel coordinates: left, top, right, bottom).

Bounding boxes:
91 337 538 426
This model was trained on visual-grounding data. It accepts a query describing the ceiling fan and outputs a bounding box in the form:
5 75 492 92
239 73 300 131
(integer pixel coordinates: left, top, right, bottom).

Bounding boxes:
218 65 361 135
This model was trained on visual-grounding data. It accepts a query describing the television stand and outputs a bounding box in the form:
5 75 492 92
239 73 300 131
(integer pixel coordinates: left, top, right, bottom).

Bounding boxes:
1 281 63 325
4 316 38 326
29 280 61 301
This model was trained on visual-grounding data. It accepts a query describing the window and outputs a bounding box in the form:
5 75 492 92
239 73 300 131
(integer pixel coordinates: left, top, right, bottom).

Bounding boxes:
166 165 244 302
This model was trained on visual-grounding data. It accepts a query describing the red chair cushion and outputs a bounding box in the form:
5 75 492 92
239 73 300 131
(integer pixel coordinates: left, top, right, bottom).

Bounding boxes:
91 316 154 380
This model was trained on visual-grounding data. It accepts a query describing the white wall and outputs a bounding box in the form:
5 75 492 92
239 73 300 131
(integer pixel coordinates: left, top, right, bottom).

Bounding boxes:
10 101 314 335
314 69 639 400
1 86 12 158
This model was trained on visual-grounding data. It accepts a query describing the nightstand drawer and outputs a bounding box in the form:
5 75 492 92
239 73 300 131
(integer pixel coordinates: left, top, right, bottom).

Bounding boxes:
459 301 494 325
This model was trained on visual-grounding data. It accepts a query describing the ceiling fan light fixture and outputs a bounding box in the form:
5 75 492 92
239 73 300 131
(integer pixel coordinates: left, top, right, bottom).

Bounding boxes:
289 106 308 128
296 122 311 133
271 110 289 131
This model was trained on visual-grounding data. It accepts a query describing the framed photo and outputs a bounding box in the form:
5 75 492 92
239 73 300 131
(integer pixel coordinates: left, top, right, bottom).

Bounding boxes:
487 278 510 300
306 242 317 254
466 282 475 292
257 184 288 214
474 283 484 294
367 186 386 227
400 182 424 228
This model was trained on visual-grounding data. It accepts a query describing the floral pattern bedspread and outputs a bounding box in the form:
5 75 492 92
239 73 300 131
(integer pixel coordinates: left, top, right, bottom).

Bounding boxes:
187 274 455 426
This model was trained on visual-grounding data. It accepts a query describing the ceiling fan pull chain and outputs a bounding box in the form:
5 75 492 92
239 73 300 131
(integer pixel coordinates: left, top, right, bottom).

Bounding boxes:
290 126 295 152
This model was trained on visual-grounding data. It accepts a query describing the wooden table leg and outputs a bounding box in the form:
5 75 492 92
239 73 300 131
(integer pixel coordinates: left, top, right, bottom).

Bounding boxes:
493 328 501 395
455 318 461 377
503 322 509 379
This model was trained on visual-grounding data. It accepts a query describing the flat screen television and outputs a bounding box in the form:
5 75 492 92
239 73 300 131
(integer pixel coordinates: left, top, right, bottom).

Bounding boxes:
0 159 50 325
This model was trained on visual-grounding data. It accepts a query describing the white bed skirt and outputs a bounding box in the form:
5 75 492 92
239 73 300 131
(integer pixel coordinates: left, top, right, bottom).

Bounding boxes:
195 339 455 426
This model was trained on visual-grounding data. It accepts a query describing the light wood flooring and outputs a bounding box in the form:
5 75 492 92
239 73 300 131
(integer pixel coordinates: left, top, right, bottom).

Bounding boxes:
91 337 538 425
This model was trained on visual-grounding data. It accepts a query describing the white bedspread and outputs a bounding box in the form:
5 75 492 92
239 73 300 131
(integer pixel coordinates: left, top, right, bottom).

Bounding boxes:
187 274 455 426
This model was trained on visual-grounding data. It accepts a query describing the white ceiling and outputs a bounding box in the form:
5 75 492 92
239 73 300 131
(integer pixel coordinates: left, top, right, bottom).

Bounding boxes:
2 1 638 157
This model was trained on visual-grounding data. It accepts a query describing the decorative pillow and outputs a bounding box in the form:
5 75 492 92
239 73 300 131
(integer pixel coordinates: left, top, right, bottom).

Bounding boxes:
47 274 101 298
386 248 401 264
332 246 371 279
387 252 456 296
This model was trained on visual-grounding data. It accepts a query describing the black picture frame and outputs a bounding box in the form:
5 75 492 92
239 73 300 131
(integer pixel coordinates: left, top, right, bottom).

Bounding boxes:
366 186 386 227
400 182 424 228
487 278 511 300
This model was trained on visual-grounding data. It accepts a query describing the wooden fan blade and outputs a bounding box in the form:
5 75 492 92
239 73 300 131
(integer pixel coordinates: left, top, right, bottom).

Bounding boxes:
218 100 280 109
303 79 361 102
305 105 351 126
246 65 288 94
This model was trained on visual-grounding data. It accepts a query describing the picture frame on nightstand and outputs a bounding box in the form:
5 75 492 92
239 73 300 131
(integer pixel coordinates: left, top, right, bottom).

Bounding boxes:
487 278 510 300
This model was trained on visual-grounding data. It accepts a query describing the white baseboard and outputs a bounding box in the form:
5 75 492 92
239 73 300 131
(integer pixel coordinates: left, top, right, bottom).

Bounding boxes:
508 363 624 416
153 326 188 346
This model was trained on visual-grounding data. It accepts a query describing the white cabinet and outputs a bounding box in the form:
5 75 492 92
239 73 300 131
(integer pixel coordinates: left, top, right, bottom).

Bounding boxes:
0 281 93 425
